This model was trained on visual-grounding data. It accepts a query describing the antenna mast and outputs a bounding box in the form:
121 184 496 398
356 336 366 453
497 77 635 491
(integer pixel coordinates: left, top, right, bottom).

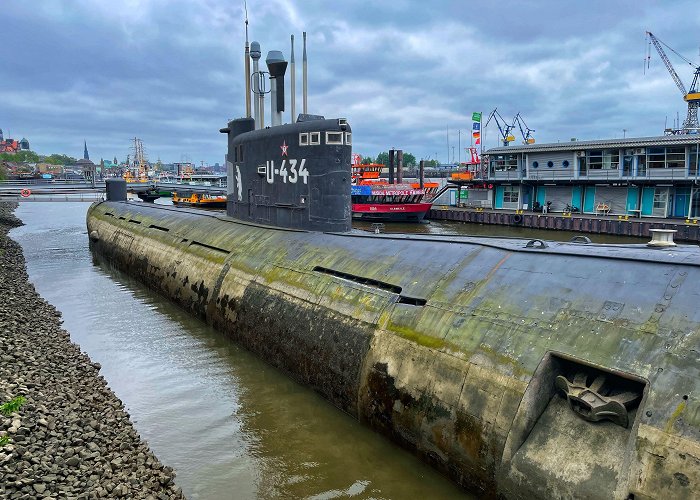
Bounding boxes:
290 35 296 123
244 2 251 118
302 31 308 114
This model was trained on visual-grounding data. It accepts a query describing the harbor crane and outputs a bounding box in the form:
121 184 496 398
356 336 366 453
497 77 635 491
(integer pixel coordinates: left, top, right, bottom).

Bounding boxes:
645 31 700 132
514 113 536 144
484 108 516 146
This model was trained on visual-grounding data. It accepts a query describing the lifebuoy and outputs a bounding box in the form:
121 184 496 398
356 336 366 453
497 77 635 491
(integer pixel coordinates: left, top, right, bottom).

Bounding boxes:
20 189 31 198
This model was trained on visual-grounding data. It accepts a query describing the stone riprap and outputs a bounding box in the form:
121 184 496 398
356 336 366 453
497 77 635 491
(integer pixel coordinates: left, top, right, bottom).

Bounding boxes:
0 202 185 500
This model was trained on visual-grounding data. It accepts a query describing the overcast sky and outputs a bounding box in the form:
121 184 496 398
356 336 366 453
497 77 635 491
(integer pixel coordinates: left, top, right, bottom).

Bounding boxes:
3 0 700 165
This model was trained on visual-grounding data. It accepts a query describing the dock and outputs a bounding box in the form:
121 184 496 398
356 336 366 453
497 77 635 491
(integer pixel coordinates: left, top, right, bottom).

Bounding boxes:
428 206 700 243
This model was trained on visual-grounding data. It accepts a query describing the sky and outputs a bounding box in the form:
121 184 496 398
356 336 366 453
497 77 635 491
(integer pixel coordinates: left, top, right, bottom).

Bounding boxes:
3 0 700 165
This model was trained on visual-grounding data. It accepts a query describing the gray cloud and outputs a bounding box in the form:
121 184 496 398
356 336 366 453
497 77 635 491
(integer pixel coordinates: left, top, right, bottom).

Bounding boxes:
2 0 699 164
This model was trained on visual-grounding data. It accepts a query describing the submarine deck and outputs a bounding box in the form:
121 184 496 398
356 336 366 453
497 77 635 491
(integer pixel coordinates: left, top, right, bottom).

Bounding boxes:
118 201 700 267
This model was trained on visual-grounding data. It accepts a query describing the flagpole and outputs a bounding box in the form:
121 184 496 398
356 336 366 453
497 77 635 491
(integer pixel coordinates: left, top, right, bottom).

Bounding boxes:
479 112 483 178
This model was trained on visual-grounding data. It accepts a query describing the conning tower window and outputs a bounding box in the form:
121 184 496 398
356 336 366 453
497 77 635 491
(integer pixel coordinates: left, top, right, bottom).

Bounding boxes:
345 132 352 145
299 133 309 146
309 132 321 145
326 132 343 145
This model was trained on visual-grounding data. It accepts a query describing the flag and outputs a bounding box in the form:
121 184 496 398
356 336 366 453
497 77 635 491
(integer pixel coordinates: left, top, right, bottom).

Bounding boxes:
472 131 480 139
475 138 481 145
472 122 480 131
472 112 482 122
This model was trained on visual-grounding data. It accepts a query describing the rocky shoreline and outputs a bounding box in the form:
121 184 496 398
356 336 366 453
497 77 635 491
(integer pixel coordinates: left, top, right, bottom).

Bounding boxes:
0 202 185 499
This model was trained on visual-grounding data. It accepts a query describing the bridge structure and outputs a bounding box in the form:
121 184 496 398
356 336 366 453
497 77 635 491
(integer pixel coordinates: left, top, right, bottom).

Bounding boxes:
0 179 227 202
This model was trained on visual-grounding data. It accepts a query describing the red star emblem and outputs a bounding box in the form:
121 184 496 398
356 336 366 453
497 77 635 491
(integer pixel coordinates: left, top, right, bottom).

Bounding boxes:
280 140 289 156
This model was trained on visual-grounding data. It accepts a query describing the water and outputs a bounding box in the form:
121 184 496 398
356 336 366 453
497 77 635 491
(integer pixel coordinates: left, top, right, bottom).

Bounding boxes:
10 202 470 500
352 219 648 243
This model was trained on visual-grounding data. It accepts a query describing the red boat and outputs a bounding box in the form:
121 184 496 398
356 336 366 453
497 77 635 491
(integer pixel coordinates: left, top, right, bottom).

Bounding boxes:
351 161 439 222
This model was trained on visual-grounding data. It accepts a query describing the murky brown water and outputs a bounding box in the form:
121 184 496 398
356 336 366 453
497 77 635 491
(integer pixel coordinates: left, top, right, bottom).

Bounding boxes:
11 202 472 500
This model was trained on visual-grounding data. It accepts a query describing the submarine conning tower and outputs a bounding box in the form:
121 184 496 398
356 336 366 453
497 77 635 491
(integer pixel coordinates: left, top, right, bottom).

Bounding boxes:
220 40 352 232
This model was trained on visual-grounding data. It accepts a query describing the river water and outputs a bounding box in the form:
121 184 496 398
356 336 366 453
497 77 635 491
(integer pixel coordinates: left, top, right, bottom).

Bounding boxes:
11 202 473 499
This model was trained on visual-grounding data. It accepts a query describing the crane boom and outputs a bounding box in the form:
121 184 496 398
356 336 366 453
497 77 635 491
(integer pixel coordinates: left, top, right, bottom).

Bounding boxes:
645 31 700 132
514 113 535 144
646 31 687 96
484 108 516 146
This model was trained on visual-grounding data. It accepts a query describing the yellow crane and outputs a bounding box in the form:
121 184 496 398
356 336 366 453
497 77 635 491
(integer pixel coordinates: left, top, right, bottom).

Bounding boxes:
646 31 700 132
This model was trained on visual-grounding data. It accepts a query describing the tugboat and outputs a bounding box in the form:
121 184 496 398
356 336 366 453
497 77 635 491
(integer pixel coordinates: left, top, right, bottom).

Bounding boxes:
351 156 439 222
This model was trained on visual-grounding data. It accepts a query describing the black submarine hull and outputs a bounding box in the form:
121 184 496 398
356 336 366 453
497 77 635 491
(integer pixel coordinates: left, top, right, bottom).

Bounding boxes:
87 200 700 499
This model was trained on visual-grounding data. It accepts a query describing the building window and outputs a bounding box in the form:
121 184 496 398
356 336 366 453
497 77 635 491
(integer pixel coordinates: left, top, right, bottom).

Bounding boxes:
647 146 686 169
326 132 343 145
345 132 352 145
503 185 519 203
588 149 619 169
690 144 699 176
603 149 619 169
299 133 309 146
491 154 518 171
309 132 321 145
532 161 539 168
666 146 685 168
547 161 554 168
563 160 570 167
647 147 665 169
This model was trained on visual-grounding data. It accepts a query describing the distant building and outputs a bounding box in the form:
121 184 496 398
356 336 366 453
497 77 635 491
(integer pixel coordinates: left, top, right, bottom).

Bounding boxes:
36 163 64 176
0 129 30 153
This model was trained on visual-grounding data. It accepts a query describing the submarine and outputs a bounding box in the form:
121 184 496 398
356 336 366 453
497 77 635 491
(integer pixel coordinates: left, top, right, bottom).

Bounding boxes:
86 32 699 499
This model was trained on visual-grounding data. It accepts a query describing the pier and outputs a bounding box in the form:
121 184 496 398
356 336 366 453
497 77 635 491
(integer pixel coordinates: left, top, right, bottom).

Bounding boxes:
429 205 700 242
0 179 225 203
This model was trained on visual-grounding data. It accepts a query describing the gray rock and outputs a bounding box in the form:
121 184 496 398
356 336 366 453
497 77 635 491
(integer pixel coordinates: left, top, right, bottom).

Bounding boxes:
0 203 185 499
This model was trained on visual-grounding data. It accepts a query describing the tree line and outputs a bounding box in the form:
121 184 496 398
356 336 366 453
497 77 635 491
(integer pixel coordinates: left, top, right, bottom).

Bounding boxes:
0 150 78 165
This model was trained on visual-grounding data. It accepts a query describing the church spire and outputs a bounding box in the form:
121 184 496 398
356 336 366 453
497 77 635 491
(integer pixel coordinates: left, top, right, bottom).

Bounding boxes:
83 140 89 160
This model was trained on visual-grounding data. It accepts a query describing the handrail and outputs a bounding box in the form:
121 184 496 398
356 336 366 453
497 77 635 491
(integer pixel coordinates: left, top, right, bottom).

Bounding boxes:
487 166 695 182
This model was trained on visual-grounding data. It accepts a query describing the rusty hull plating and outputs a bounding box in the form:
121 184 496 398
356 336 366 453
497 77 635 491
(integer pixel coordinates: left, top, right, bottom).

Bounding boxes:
87 200 699 499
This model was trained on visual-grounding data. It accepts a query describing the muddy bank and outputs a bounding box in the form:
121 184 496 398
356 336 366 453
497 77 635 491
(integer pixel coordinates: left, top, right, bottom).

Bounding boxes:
0 202 185 499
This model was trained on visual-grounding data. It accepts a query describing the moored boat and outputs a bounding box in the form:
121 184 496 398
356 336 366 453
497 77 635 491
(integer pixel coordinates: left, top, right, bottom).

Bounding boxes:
171 190 226 208
351 162 439 222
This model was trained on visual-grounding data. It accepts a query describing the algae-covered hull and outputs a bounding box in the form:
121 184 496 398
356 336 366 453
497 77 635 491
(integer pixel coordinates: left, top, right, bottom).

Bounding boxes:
87 200 699 499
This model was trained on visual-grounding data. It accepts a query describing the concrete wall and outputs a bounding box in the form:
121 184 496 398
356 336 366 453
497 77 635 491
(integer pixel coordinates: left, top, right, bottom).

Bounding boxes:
87 201 700 499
